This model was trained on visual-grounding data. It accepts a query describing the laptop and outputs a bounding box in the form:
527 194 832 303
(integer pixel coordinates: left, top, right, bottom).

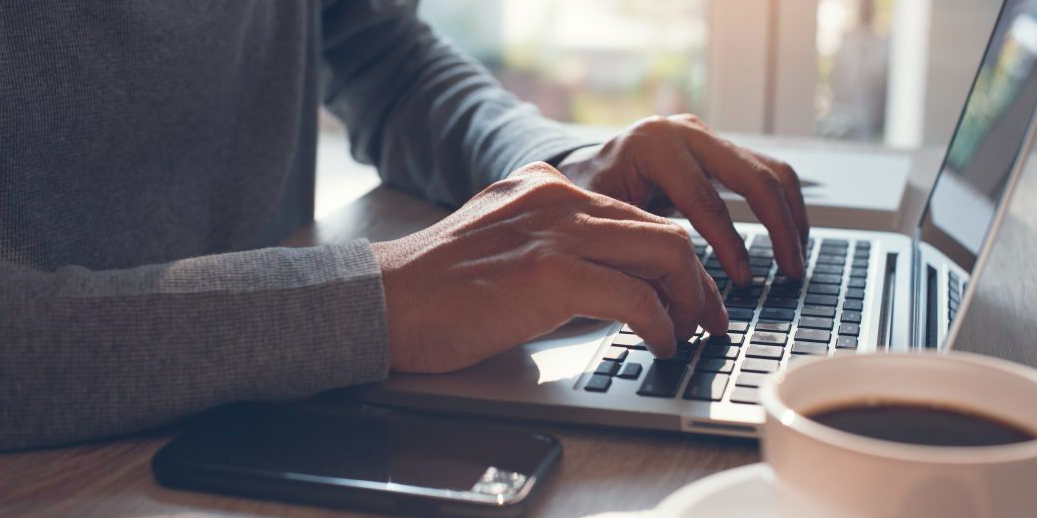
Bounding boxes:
359 0 1037 438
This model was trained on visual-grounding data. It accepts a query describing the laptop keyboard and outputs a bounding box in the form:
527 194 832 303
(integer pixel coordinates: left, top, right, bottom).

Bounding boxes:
584 234 874 406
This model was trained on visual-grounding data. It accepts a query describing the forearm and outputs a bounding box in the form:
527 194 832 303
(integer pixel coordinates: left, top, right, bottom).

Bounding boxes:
320 0 594 207
0 240 387 451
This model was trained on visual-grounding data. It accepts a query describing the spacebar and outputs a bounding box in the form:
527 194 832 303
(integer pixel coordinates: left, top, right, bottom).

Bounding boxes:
636 361 688 398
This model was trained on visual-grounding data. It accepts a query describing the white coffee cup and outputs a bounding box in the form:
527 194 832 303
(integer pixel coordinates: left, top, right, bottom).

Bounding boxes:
759 351 1037 518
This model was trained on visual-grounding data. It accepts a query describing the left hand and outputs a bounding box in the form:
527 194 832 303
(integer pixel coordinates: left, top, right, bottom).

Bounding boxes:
556 114 809 286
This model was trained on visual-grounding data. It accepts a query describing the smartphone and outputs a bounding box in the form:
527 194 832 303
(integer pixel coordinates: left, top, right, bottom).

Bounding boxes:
152 403 561 517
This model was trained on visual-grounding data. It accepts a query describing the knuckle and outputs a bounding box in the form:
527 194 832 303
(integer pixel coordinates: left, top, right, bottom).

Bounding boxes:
672 112 706 128
630 283 662 319
771 160 801 186
757 170 784 194
633 115 672 136
693 184 729 218
660 224 694 261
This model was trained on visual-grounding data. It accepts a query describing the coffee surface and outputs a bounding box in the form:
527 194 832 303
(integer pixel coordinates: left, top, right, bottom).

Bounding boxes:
809 402 1036 447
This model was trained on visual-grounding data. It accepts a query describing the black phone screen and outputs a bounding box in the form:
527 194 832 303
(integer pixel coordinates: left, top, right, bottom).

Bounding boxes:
153 403 560 511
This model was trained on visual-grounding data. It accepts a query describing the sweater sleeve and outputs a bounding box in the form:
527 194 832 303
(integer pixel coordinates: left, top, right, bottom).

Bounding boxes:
319 0 596 208
0 240 388 451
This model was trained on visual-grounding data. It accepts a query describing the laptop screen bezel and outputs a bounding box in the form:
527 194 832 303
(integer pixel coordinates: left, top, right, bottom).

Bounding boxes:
909 0 1037 348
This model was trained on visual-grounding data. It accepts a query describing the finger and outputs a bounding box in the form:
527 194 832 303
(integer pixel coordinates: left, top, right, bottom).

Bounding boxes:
696 261 728 335
634 138 753 286
667 121 804 278
567 217 708 340
749 151 810 249
563 260 677 358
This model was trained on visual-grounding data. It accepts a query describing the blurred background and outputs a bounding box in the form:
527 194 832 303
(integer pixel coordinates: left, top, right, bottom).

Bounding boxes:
316 0 1003 218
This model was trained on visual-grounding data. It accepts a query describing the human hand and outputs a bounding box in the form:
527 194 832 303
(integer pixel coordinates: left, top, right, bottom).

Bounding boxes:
557 115 809 286
370 162 727 374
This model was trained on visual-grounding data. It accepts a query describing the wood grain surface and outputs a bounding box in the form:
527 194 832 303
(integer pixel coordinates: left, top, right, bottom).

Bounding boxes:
4 137 1036 518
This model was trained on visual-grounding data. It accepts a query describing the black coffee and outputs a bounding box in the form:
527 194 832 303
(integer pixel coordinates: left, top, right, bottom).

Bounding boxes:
808 402 1036 447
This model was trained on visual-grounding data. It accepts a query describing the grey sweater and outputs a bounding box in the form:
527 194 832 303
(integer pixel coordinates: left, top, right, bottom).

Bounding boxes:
0 1 587 450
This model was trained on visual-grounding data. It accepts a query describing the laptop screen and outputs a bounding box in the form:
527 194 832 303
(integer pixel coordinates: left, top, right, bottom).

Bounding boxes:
918 0 1037 271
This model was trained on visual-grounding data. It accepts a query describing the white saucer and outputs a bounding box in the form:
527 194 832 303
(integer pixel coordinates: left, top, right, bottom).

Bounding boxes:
583 463 779 518
653 463 777 517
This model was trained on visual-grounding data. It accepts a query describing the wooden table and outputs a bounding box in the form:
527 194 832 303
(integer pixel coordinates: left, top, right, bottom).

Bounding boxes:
4 137 1037 518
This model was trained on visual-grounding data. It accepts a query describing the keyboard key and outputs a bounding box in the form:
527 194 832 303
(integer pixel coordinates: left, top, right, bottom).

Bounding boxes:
839 323 861 336
855 241 871 250
617 362 643 379
850 268 868 278
741 358 781 373
834 349 856 357
791 341 828 355
847 278 867 289
585 374 612 392
845 288 866 300
613 334 648 349
755 321 791 333
708 269 728 280
752 235 772 247
695 358 736 373
816 254 846 265
808 284 841 296
798 316 833 330
813 264 844 275
805 294 839 307
620 323 635 334
853 249 870 259
730 386 761 405
702 345 740 360
836 336 858 349
715 278 729 291
810 274 843 285
841 311 862 324
768 286 802 298
705 257 723 269
843 299 864 311
852 259 869 269
735 372 768 388
683 373 730 401
802 305 836 318
749 247 774 258
602 347 628 362
728 286 764 298
771 276 802 288
751 332 788 346
750 265 771 277
726 296 760 309
727 321 750 334
822 238 850 247
665 344 696 363
637 362 688 397
795 329 832 343
749 256 773 267
763 297 799 309
759 308 796 321
595 360 622 376
788 354 820 365
705 333 745 346
746 344 784 360
727 308 755 321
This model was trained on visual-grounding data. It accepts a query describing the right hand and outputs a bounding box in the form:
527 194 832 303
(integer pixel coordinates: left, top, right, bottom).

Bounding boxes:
370 162 728 374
